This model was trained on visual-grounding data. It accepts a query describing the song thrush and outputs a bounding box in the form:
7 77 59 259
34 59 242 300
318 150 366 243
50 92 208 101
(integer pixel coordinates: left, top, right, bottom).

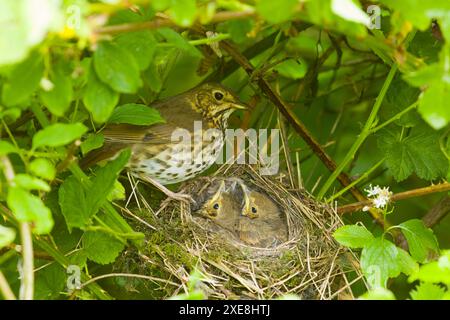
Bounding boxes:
81 83 246 201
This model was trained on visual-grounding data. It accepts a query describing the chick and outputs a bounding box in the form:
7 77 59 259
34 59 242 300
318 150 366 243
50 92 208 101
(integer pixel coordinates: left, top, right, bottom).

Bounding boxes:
237 187 288 248
194 180 241 234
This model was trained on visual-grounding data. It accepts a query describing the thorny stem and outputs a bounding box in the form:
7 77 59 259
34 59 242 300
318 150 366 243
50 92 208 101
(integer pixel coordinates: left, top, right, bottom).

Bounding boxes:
317 64 398 200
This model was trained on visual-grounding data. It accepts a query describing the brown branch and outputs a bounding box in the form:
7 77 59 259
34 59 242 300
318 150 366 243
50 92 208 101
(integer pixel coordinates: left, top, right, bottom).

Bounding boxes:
215 39 390 226
422 195 450 228
95 10 256 35
337 182 450 214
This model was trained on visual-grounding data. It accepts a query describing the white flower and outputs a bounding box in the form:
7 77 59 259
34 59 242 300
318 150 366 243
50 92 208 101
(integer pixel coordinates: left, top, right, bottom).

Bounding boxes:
364 184 392 210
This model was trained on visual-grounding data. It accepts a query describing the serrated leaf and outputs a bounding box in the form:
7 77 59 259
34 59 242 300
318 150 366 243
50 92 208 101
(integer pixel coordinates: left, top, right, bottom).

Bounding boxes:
58 175 89 232
82 230 125 265
40 66 73 117
29 158 56 181
0 224 16 248
377 125 448 181
418 80 450 130
2 51 44 106
360 238 401 288
93 41 142 94
7 186 53 234
410 283 447 300
399 219 439 262
34 263 66 300
108 103 165 125
83 62 119 123
86 149 131 217
32 123 88 149
333 224 374 248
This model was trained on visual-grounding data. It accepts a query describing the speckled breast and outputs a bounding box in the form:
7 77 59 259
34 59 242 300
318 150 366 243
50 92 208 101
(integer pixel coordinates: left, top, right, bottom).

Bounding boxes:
132 130 224 185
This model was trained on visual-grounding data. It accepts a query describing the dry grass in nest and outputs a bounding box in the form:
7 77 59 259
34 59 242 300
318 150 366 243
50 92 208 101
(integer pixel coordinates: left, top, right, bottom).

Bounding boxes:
114 164 365 300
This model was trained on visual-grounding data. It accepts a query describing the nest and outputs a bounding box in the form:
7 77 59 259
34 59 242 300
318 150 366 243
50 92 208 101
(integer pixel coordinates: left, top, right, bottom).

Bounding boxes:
113 164 364 299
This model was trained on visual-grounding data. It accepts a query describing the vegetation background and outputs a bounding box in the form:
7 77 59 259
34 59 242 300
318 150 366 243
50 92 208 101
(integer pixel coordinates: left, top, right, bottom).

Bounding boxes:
1 0 450 300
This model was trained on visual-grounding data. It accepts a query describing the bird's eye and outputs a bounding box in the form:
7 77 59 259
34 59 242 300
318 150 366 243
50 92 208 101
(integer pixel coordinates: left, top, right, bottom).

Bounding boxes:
214 91 224 101
213 203 220 210
251 207 257 214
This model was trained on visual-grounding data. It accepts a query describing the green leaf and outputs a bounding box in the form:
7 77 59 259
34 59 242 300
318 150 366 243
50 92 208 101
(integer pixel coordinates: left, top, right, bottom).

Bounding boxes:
381 78 420 128
333 224 374 248
377 124 449 181
359 288 396 300
29 158 56 181
397 247 419 275
81 133 104 156
115 31 157 71
1 51 44 106
32 123 88 149
83 61 119 123
86 149 131 216
410 283 447 300
40 66 73 116
34 263 66 300
256 0 298 24
107 180 126 201
0 224 16 248
168 0 198 27
360 238 401 288
14 174 50 192
108 103 165 125
58 175 89 232
399 219 439 262
7 186 54 234
82 230 125 265
418 80 450 130
93 41 142 94
0 141 17 155
409 251 450 284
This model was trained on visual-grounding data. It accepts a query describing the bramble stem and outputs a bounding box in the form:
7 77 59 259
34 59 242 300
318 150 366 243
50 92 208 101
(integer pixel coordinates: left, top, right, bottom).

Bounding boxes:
317 64 398 200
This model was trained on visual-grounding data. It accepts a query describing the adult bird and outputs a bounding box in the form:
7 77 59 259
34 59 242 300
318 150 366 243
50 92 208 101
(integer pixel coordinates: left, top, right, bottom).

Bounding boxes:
80 83 246 201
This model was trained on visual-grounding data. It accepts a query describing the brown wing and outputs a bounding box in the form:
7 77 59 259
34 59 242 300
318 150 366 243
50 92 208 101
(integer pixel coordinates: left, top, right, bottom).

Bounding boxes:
79 89 205 169
79 122 178 169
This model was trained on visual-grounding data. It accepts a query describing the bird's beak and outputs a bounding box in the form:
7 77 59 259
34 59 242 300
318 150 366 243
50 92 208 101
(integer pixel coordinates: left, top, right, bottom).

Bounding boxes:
230 102 248 110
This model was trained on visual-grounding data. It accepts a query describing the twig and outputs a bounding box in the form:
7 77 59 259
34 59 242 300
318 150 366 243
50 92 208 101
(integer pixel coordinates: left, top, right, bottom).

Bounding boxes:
0 156 34 300
0 271 16 300
337 182 450 214
214 38 390 227
95 10 256 35
80 272 179 288
422 196 450 228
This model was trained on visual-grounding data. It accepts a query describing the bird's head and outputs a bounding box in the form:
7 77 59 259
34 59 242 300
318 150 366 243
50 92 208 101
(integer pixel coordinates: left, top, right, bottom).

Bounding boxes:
190 83 247 129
